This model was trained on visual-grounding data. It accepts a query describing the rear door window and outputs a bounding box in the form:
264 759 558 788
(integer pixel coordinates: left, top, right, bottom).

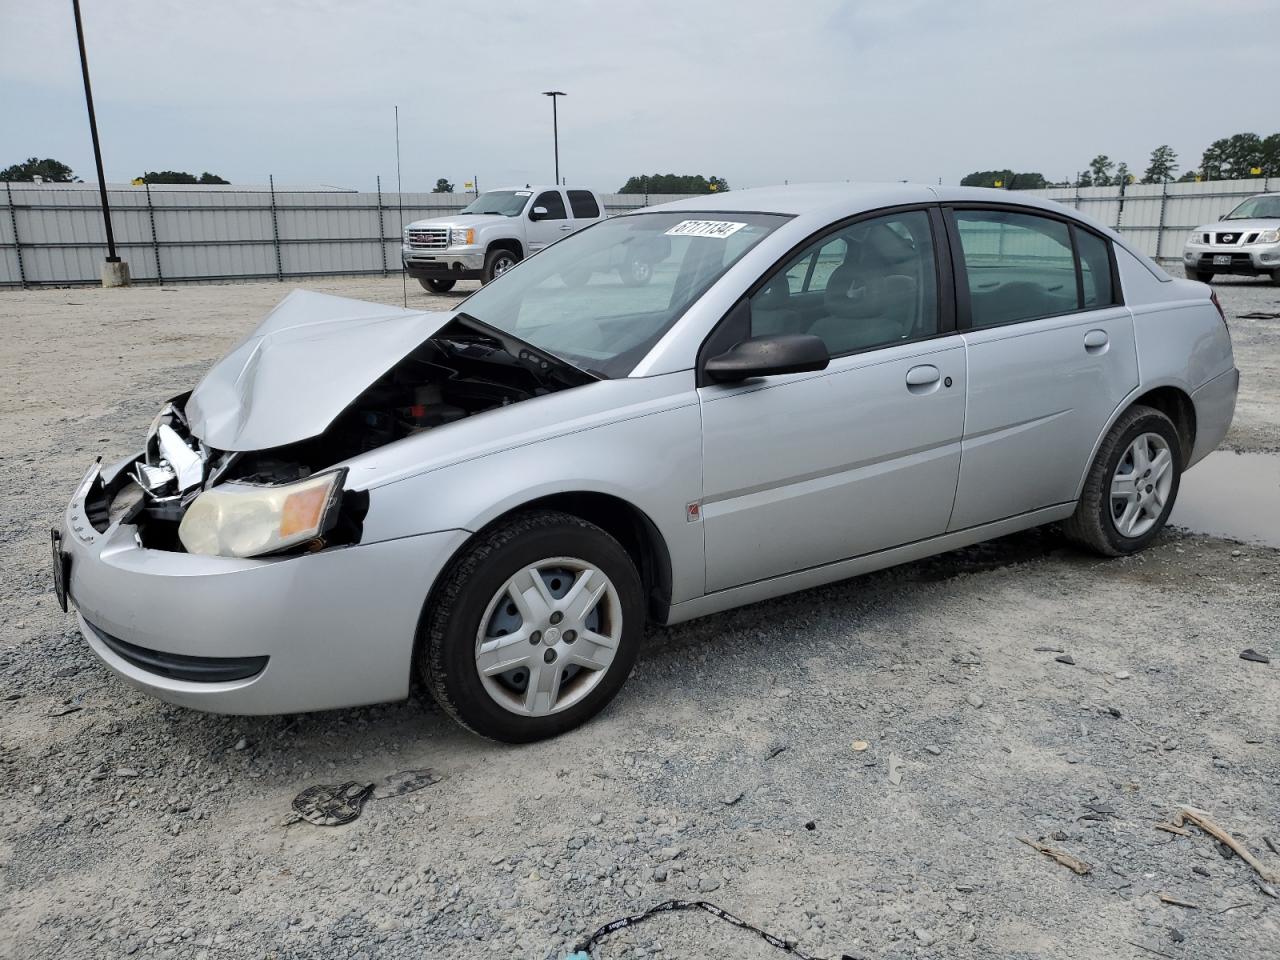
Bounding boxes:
952 210 1080 327
567 190 600 219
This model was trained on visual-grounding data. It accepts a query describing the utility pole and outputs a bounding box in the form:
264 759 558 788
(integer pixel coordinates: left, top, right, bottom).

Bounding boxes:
72 0 128 287
542 91 566 185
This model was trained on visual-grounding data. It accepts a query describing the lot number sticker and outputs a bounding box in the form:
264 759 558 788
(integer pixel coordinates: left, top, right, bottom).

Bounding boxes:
665 219 747 239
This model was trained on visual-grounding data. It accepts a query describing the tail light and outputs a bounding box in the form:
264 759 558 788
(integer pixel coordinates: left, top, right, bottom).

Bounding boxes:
1210 290 1227 327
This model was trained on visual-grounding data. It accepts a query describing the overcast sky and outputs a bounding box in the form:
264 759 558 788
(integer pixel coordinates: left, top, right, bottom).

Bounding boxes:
1 0 1275 193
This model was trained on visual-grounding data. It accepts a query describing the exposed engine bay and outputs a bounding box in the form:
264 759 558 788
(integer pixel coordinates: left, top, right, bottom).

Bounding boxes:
91 319 592 554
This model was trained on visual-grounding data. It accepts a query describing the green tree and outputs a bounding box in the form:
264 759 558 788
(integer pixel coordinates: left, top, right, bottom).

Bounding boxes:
1086 155 1115 187
1140 145 1178 184
617 173 729 194
1263 133 1280 177
1199 139 1228 181
1176 170 1199 183
1114 162 1133 187
1222 133 1263 178
1 157 78 182
140 170 229 184
432 177 454 193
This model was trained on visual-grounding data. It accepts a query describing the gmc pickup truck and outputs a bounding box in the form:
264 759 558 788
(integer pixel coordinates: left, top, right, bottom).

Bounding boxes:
402 186 607 292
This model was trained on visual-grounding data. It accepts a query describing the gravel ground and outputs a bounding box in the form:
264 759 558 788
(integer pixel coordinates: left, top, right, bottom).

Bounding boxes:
1 274 1277 960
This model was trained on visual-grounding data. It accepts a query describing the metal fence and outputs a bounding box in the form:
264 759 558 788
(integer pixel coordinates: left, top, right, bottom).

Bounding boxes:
1027 177 1276 260
0 181 688 287
2 176 1275 287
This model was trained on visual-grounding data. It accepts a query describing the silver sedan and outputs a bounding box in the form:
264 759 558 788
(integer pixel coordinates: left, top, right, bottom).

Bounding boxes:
56 184 1238 742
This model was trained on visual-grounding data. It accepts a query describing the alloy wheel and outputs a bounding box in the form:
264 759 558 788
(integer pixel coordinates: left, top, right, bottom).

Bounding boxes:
1109 432 1174 538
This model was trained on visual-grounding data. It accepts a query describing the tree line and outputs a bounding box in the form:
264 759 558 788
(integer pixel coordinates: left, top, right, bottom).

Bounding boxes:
0 157 230 184
963 130 1280 190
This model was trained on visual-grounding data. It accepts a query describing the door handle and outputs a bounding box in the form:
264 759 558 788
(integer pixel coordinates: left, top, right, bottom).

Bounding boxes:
1084 329 1109 353
559 225 573 231
905 364 940 387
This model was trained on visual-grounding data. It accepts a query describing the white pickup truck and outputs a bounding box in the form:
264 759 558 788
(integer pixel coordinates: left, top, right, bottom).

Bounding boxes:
402 186 607 292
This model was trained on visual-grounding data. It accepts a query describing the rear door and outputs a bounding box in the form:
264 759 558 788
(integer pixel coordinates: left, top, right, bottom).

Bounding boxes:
526 190 572 251
945 206 1138 530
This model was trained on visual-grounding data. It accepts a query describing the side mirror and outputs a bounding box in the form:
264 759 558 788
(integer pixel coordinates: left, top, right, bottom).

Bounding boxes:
530 206 549 221
704 334 830 383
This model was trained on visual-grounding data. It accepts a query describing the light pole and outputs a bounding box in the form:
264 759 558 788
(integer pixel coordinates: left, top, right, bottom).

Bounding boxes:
72 0 128 287
542 91 565 185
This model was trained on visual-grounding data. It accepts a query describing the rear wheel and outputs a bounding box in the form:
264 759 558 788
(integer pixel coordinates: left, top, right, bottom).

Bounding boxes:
418 277 457 293
1063 405 1182 557
619 258 654 287
419 511 644 743
482 247 520 284
1185 267 1214 283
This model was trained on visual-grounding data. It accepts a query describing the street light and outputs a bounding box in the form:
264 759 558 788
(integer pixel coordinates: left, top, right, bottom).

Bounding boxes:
542 91 566 185
72 0 129 287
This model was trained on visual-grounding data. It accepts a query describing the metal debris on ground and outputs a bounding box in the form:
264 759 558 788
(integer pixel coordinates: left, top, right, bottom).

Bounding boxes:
1017 836 1092 875
1239 311 1280 320
292 781 375 826
1054 654 1076 665
888 753 905 786
371 767 440 799
1239 648 1271 664
566 899 856 960
1170 806 1280 884
1157 892 1199 909
287 767 440 826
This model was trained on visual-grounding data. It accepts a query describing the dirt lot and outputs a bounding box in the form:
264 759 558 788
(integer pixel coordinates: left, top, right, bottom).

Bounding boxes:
1 274 1277 960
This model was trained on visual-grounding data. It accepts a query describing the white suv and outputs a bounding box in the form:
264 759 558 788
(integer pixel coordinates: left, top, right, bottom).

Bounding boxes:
1183 193 1280 284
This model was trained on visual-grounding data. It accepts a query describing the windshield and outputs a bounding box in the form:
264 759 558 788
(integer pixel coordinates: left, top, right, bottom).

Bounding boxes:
1224 196 1280 220
458 190 532 217
456 211 789 378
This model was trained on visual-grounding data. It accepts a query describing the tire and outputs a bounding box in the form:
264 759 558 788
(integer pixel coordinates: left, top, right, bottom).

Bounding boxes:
482 247 520 284
619 258 654 287
418 276 457 293
1063 405 1182 557
418 510 645 743
1185 267 1214 283
1270 269 1280 285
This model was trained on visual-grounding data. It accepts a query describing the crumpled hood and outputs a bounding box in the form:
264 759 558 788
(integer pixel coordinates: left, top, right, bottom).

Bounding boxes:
185 289 454 452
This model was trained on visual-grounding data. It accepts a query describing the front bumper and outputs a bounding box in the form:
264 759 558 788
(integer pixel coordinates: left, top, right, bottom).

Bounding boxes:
1183 243 1280 276
59 460 470 715
402 245 484 281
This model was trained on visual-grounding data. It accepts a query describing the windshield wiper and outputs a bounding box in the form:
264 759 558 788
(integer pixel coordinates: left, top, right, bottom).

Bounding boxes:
451 312 601 385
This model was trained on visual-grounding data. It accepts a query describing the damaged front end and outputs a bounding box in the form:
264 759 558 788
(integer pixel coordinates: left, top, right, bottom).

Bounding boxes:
105 290 593 560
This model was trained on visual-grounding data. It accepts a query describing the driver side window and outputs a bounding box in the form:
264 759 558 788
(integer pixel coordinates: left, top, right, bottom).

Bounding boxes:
750 210 939 355
532 190 567 220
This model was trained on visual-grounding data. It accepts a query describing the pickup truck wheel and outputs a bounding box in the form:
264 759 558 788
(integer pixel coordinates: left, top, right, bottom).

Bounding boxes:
419 277 457 293
619 258 653 287
418 510 644 743
483 248 520 284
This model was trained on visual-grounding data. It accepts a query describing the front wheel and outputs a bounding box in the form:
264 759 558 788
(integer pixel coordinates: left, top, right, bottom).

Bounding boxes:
1063 405 1182 557
1185 267 1214 283
482 247 520 284
419 277 457 293
419 511 644 743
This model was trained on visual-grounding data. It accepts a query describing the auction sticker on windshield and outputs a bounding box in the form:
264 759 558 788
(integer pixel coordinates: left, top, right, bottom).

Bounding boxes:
665 220 747 239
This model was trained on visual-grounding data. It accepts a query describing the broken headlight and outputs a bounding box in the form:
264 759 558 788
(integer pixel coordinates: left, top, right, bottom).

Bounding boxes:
177 469 347 558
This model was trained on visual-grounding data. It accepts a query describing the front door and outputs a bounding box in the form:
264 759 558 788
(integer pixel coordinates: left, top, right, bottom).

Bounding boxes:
945 207 1140 529
526 190 572 252
699 208 967 592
